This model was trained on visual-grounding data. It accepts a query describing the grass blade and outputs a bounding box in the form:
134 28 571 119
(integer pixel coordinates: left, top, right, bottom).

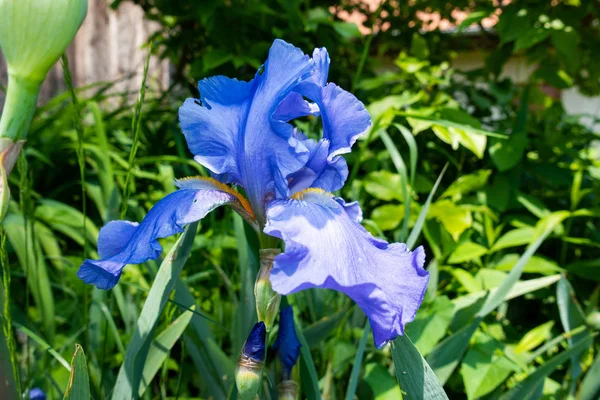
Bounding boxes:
380 129 410 241
295 312 322 400
500 335 595 400
344 321 371 400
4 213 55 341
63 344 91 400
138 306 194 397
14 321 70 371
406 163 448 250
392 334 449 400
476 211 569 318
120 45 152 219
425 318 481 384
579 349 600 400
112 221 198 400
395 123 418 185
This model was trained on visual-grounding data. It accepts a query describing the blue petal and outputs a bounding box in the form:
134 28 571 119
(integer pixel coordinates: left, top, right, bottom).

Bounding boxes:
288 137 348 193
264 191 428 347
179 39 316 219
28 388 46 400
78 184 238 290
243 322 267 362
295 81 371 160
273 306 301 377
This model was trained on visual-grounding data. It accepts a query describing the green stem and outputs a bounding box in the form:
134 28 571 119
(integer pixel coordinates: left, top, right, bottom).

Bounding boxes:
0 74 41 140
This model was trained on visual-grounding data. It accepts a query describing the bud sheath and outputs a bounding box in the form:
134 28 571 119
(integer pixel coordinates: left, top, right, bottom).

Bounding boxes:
255 248 281 330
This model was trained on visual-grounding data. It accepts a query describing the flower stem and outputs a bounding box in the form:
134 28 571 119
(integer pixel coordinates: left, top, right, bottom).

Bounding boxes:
0 74 41 141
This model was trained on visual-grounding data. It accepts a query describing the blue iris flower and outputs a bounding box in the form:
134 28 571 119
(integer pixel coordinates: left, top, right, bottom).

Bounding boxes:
78 39 428 347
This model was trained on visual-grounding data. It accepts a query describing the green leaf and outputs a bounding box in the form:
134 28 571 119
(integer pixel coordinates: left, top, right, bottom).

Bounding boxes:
138 307 194 397
364 171 403 201
332 21 362 39
447 242 488 264
391 334 449 400
556 278 589 391
380 129 410 239
490 227 536 252
494 254 563 275
0 322 18 398
405 296 454 356
579 349 600 400
345 322 371 400
364 363 404 400
232 214 258 353
295 312 322 400
112 222 198 400
457 11 489 32
460 332 518 400
476 212 569 318
372 204 404 231
203 49 233 72
500 335 594 400
515 321 555 354
406 164 448 250
426 318 482 384
4 213 55 342
63 344 91 400
441 170 491 200
489 132 528 172
303 310 347 349
14 321 70 371
429 200 472 241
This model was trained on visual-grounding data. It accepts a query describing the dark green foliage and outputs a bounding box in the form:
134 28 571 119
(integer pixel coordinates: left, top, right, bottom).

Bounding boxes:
2 0 600 399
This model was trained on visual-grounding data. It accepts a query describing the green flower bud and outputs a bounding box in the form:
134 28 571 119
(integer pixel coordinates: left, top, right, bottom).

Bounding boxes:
0 0 88 140
255 248 281 331
277 380 299 400
586 311 600 331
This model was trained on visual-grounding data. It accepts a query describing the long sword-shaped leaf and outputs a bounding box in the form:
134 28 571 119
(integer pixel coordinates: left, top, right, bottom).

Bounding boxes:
344 322 371 400
501 335 595 400
112 221 198 400
425 318 481 385
295 313 322 400
579 349 600 400
392 334 449 400
406 164 448 250
138 307 194 397
476 211 569 318
63 344 91 400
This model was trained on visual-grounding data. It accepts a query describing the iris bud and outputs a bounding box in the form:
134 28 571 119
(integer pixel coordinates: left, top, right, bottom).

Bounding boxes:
274 306 301 379
255 248 281 331
236 322 266 400
586 311 600 330
0 0 88 140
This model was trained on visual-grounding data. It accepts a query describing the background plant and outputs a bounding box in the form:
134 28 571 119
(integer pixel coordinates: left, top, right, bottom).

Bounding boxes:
1 0 599 399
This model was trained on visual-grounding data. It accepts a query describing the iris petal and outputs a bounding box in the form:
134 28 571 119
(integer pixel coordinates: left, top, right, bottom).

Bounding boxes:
179 40 370 217
264 190 428 347
78 178 245 290
179 39 315 218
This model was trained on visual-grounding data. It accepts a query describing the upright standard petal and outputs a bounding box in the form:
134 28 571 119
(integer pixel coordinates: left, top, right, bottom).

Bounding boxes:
78 177 251 290
179 39 316 220
264 190 428 347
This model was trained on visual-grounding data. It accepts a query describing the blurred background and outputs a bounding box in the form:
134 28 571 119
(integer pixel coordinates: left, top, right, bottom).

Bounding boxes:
1 0 600 399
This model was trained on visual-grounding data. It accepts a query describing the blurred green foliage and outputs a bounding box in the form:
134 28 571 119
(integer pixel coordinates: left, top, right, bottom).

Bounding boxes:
2 0 600 399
